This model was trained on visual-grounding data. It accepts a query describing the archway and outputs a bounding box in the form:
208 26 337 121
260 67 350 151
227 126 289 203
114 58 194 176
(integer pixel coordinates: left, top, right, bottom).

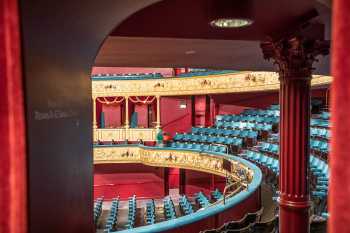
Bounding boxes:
19 1 160 233
9 0 334 233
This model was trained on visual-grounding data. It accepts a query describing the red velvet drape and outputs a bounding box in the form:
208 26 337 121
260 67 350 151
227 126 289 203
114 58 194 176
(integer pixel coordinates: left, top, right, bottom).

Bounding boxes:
0 1 27 233
330 0 350 232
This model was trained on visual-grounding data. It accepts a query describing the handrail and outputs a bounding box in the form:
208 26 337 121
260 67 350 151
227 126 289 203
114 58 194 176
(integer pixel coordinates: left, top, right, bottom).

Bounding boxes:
93 145 262 233
92 72 332 98
223 181 239 205
211 143 229 155
222 180 248 205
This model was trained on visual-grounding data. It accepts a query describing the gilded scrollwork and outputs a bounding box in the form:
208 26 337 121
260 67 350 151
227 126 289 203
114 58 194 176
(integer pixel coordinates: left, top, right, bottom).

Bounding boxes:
94 128 157 141
92 72 331 97
94 146 253 186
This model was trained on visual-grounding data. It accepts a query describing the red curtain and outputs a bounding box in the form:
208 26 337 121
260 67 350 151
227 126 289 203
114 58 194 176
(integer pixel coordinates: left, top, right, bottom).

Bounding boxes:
0 1 27 233
330 0 350 232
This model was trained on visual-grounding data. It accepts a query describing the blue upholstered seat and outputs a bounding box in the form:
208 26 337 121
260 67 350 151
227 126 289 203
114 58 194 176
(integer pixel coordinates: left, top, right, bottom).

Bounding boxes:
216 121 224 128
216 115 224 121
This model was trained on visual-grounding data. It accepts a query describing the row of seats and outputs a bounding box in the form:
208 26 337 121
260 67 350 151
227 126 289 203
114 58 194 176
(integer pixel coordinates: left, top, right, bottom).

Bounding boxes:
238 108 330 220
94 197 104 224
177 70 235 78
195 192 210 208
260 140 329 156
179 195 194 215
174 133 243 146
215 120 274 131
145 200 156 225
242 107 280 117
311 127 330 140
309 156 329 217
216 114 279 124
211 188 224 201
311 118 330 128
269 105 280 111
91 72 163 80
319 112 330 120
104 197 120 232
191 127 258 139
242 149 329 217
259 142 279 155
163 197 176 220
125 195 137 229
311 140 329 154
98 189 226 231
170 142 228 153
243 150 279 175
310 156 329 200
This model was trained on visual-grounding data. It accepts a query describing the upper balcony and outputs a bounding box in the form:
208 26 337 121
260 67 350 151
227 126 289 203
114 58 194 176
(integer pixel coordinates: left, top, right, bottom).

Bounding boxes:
91 71 332 98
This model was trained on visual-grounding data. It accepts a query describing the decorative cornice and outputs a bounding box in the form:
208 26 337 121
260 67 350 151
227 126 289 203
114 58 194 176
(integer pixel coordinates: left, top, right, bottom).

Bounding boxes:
260 37 330 79
92 71 332 98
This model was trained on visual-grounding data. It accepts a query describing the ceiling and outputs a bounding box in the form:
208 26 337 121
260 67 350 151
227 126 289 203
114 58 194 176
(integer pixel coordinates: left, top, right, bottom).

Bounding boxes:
94 0 331 75
95 37 274 70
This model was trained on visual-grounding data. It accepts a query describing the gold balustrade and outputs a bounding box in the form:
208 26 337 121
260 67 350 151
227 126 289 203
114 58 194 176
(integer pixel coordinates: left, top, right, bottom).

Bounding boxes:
93 128 158 142
93 145 254 186
92 71 332 97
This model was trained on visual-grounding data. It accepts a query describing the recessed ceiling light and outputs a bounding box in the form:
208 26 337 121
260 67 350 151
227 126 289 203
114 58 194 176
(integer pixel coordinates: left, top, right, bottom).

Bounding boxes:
185 50 196 55
210 18 253 28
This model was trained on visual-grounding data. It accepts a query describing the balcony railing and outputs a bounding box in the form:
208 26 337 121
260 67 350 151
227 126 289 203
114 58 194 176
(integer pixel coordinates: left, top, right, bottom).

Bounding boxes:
93 128 158 142
92 71 332 97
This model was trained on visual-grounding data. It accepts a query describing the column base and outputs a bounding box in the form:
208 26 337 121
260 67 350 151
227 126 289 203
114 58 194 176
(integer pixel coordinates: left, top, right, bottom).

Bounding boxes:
279 198 311 233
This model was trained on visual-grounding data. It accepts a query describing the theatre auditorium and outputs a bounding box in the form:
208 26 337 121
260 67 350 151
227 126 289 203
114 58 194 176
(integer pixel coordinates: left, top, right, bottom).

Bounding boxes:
1 1 350 233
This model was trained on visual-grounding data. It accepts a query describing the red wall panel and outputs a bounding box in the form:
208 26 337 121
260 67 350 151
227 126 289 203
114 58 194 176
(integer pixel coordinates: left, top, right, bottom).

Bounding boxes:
218 104 248 115
194 95 207 126
102 104 122 127
161 97 192 135
185 170 226 196
94 164 165 200
134 104 148 127
169 168 179 188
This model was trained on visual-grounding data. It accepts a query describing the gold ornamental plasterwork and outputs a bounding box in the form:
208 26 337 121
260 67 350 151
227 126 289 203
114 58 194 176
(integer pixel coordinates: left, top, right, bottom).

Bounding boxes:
93 146 253 185
91 72 332 97
94 128 157 142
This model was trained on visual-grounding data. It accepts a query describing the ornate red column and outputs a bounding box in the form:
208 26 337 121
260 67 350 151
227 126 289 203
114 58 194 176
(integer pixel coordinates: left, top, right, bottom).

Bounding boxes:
164 167 169 196
179 169 186 195
173 68 182 76
261 36 329 233
203 95 210 127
